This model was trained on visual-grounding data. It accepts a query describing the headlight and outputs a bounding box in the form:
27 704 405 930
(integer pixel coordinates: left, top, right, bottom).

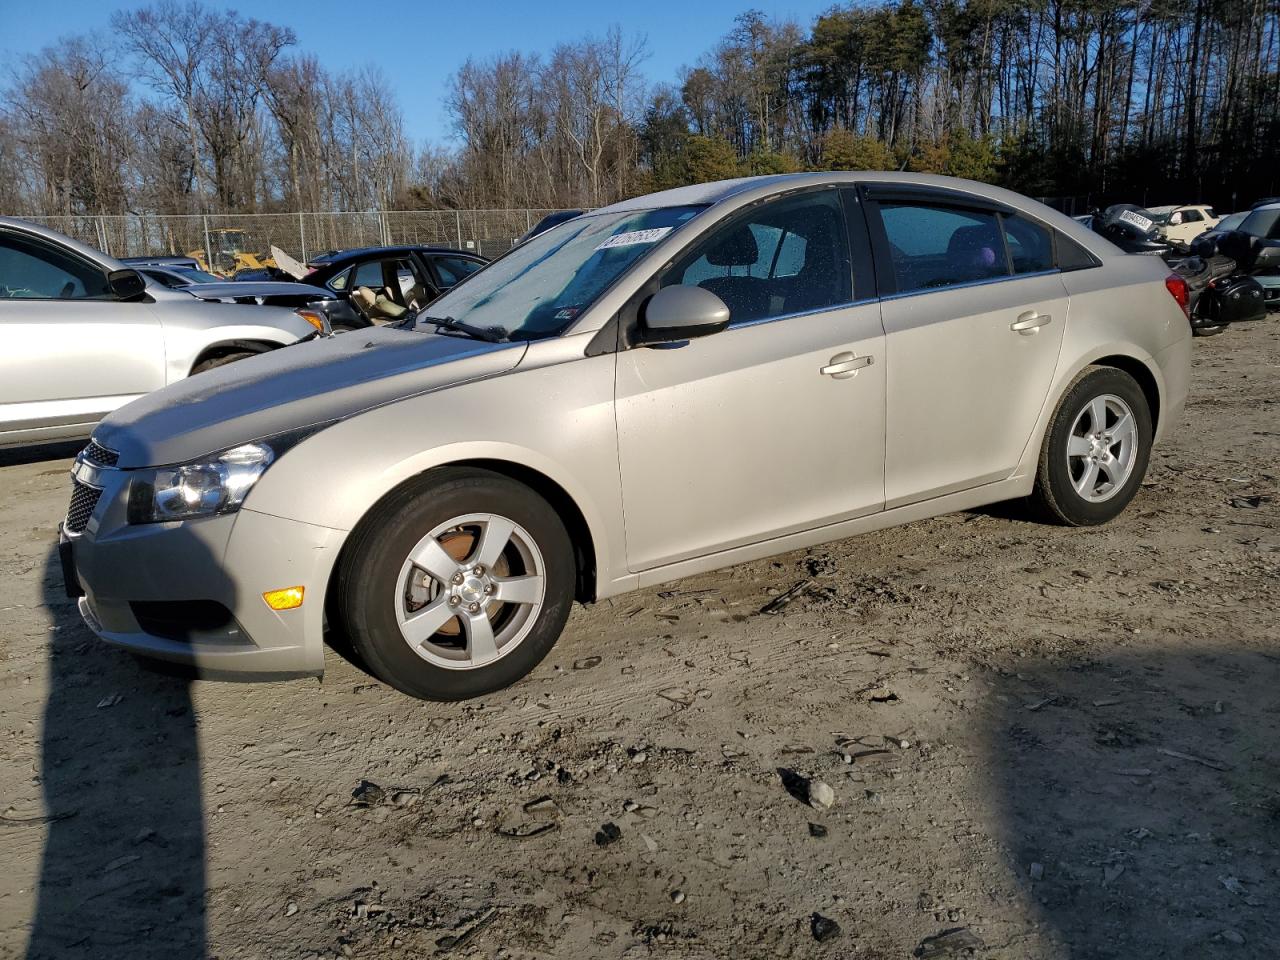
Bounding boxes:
128 442 274 524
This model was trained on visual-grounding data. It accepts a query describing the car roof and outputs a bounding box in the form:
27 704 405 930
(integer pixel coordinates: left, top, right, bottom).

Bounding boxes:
309 245 484 265
0 215 128 270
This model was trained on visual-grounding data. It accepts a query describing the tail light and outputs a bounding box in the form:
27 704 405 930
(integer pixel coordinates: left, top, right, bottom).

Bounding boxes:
1164 274 1190 316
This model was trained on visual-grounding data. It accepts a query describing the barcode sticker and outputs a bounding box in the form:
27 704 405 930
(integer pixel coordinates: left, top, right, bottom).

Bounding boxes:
595 227 673 250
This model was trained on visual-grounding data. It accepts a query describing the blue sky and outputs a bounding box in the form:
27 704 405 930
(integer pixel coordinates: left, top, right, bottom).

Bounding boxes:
3 0 834 144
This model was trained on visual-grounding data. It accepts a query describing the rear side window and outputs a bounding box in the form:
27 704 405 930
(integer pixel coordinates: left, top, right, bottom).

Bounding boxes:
1002 214 1054 274
879 203 1009 293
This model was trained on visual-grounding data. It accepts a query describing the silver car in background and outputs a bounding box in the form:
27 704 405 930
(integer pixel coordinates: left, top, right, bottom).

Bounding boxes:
60 173 1192 701
0 217 320 448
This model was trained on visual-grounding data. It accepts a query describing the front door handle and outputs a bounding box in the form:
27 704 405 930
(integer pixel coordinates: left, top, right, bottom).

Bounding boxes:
1011 311 1052 335
820 352 873 379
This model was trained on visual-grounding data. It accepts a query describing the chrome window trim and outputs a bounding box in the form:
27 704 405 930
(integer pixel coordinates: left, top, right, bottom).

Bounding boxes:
727 297 882 331
878 268 1062 303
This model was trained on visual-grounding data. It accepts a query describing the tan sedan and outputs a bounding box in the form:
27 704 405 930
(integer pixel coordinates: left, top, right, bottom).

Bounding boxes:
61 173 1192 700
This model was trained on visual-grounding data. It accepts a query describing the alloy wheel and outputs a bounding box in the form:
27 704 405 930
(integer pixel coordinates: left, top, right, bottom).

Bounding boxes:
394 513 546 670
1066 394 1138 503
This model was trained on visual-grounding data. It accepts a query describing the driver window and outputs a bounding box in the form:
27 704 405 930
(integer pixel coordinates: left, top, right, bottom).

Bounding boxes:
0 233 113 300
662 190 853 325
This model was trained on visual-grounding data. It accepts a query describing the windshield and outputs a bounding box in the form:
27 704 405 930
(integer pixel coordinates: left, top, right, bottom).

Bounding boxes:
1147 210 1172 224
418 205 705 341
1239 208 1280 239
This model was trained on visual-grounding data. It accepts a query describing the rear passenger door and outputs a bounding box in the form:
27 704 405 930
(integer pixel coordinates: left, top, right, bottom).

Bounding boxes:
863 188 1069 508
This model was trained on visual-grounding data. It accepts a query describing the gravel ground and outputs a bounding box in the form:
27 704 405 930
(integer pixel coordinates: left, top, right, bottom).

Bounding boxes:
1 318 1277 960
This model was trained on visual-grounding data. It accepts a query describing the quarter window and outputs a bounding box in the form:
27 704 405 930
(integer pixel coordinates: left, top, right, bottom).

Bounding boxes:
662 190 853 325
879 203 1009 293
0 233 113 300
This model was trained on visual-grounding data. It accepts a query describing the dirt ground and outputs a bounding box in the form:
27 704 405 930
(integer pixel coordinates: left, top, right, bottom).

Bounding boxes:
0 319 1277 960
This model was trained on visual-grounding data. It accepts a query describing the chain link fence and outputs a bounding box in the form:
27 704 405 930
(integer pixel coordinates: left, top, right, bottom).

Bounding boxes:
16 210 572 272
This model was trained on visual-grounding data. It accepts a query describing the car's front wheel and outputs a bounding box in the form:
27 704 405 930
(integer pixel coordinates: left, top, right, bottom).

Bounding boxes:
1031 366 1153 526
334 468 575 701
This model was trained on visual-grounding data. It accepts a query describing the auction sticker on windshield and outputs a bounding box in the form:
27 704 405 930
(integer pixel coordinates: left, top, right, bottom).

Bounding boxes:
596 227 673 250
1118 209 1154 231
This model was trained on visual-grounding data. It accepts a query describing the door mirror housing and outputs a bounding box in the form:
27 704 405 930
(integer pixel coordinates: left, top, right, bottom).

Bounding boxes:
108 268 148 302
636 285 731 345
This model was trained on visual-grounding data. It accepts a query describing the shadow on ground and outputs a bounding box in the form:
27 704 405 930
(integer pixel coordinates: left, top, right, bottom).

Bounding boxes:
987 646 1280 958
0 442 85 469
25 546 206 959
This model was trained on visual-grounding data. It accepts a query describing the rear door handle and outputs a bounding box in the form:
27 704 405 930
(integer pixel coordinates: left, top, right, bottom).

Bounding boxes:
820 352 873 379
1011 311 1052 335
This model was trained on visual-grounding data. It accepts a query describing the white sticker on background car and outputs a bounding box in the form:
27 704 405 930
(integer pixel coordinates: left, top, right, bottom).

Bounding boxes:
595 227 673 250
1118 210 1154 232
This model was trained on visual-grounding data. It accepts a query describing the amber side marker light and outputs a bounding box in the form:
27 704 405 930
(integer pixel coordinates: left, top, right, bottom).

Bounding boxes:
263 586 305 610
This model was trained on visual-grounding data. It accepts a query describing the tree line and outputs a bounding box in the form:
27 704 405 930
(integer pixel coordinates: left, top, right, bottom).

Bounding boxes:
2 0 1277 220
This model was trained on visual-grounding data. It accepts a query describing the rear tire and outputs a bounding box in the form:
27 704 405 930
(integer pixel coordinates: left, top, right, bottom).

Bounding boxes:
334 468 575 701
1031 366 1153 526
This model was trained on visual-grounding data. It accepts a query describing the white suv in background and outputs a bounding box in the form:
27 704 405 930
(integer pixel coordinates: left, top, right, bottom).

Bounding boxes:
1147 204 1219 248
0 217 320 449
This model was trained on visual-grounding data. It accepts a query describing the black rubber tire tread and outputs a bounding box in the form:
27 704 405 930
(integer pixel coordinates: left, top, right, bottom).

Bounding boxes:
334 467 575 701
192 350 256 374
1031 365 1153 527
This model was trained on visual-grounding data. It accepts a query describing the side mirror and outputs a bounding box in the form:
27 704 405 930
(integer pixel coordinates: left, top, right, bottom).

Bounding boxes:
636 286 731 346
107 268 147 302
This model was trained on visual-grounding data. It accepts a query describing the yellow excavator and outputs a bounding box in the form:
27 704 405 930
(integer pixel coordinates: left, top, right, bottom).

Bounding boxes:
186 229 278 277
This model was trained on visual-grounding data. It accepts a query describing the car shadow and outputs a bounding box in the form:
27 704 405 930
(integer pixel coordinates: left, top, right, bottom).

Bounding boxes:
986 646 1280 957
0 442 85 468
25 545 207 959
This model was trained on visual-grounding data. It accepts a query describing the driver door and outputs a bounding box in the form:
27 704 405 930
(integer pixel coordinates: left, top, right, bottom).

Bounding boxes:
0 229 165 441
614 189 886 572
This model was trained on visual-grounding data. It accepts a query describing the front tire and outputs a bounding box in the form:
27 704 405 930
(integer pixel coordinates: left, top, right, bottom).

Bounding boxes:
1031 366 1153 526
334 468 575 701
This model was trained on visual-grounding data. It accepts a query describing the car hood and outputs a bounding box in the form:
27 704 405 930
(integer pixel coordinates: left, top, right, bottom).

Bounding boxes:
95 328 527 468
182 281 335 301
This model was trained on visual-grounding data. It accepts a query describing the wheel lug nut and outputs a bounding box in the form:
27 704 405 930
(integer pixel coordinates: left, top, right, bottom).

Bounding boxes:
448 595 460 606
467 601 481 614
484 583 495 595
451 573 464 585
472 565 485 576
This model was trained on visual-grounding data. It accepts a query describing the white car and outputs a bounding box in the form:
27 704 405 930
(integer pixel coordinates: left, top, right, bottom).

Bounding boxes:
1147 205 1219 248
0 217 322 448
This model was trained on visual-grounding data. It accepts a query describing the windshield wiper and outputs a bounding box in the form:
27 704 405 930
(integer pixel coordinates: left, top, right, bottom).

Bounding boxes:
414 314 505 343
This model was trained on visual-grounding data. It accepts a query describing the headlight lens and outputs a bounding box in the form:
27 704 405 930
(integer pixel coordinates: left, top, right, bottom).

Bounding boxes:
128 442 274 524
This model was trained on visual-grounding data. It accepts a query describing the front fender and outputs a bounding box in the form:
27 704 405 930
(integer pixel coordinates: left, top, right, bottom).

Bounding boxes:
244 337 631 600
156 301 313 384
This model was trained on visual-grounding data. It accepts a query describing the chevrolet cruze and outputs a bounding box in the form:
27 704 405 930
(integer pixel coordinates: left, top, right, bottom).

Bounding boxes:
59 173 1193 700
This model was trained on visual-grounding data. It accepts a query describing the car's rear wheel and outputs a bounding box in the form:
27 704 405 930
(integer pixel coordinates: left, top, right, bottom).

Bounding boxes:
1032 366 1153 526
334 468 575 701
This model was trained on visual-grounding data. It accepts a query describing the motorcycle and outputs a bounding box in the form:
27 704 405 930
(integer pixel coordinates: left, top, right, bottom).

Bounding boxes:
1087 205 1267 336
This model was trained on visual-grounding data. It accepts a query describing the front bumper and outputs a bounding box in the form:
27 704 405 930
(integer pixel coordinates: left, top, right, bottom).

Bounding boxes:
63 499 344 680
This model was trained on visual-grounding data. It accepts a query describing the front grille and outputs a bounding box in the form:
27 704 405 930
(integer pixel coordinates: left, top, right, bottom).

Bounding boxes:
82 439 119 467
65 478 103 533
